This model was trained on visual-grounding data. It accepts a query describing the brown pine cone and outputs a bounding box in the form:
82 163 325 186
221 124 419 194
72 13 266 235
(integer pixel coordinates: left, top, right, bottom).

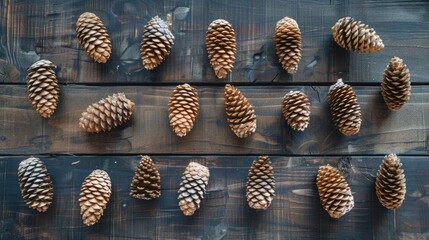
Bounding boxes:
274 16 302 74
26 60 59 118
168 84 199 137
381 57 411 111
130 155 161 200
316 165 354 219
79 93 135 133
79 169 111 226
224 84 257 138
76 12 112 63
140 16 175 70
375 154 406 209
327 79 362 136
18 157 53 212
178 162 210 216
246 156 275 210
282 91 310 131
206 19 237 78
332 17 384 53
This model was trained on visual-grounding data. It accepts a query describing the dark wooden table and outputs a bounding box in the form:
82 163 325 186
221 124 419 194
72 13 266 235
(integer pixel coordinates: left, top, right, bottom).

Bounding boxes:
1 0 429 239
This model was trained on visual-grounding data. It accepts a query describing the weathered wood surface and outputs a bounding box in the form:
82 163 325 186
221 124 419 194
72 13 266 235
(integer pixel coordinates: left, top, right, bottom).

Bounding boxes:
1 85 429 155
1 155 428 240
0 0 428 84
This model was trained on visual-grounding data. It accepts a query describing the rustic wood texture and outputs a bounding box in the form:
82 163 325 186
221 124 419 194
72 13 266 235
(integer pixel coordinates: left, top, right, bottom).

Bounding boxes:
1 85 429 155
0 0 428 83
0 156 428 240
0 1 428 239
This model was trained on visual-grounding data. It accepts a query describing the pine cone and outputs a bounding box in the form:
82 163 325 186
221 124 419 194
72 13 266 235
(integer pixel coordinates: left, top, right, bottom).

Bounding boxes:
79 169 111 226
79 93 135 133
17 157 53 212
76 12 112 63
224 84 257 138
282 91 310 131
327 79 362 136
246 156 275 210
140 16 174 70
316 165 354 219
168 84 199 137
376 154 406 209
178 162 210 216
332 17 384 53
26 60 59 118
274 16 302 74
381 57 411 111
206 19 237 78
130 155 161 200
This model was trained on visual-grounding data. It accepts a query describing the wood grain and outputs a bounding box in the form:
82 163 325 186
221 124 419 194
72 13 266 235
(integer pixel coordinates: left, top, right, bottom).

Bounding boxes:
0 85 428 155
0 0 428 84
0 155 428 239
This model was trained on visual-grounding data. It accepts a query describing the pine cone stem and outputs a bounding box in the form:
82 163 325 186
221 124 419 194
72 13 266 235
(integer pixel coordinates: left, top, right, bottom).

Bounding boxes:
130 155 161 200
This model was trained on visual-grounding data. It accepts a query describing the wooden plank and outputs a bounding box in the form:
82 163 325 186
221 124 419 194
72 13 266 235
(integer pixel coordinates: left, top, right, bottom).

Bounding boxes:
0 85 428 155
0 155 428 239
0 0 428 84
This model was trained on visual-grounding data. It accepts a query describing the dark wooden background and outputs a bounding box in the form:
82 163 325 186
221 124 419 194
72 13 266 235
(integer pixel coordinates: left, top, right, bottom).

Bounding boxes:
1 0 429 239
